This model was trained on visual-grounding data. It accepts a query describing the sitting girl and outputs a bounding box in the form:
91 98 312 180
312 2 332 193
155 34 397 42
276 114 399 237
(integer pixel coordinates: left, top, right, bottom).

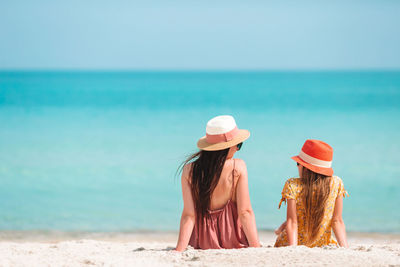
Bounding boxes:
275 139 349 247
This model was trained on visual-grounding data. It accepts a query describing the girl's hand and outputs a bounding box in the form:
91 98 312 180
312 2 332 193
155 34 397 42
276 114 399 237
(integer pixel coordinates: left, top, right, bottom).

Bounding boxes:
275 221 287 235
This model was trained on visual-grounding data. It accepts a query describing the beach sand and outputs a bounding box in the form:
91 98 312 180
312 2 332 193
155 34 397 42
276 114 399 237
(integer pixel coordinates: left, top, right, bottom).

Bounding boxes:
1 231 399 266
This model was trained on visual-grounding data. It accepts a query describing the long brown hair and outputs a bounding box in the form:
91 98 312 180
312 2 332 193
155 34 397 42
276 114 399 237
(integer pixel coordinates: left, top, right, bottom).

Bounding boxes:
300 167 331 244
179 149 229 222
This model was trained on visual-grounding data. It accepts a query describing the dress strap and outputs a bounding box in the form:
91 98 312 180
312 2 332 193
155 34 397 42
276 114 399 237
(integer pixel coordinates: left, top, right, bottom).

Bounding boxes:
230 159 236 200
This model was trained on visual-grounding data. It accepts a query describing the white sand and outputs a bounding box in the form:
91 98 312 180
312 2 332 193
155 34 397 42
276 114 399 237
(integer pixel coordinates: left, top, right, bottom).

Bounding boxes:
0 231 399 266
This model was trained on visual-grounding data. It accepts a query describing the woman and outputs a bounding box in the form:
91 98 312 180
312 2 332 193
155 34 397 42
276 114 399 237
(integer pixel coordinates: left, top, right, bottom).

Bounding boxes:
274 139 349 247
174 115 260 251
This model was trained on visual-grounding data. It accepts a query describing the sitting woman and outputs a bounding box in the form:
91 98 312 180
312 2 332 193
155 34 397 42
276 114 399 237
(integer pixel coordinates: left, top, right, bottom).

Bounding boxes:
275 139 349 248
174 115 260 251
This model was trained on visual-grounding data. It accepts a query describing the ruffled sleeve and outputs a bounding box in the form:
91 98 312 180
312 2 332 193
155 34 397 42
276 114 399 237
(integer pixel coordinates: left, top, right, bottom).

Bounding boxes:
278 178 297 209
336 177 349 198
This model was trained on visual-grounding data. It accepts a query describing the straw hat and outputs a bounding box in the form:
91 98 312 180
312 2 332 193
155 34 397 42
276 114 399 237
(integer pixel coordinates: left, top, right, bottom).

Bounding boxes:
197 115 250 151
291 139 334 176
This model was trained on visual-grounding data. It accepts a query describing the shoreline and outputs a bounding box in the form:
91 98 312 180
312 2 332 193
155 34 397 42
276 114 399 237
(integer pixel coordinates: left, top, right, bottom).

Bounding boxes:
1 229 399 242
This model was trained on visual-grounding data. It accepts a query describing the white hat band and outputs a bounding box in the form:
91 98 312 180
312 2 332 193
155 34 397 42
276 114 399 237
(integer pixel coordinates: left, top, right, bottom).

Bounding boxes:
298 150 332 168
206 115 237 135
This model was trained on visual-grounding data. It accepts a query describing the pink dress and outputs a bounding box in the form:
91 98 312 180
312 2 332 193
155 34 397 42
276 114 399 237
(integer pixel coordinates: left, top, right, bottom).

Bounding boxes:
188 159 249 249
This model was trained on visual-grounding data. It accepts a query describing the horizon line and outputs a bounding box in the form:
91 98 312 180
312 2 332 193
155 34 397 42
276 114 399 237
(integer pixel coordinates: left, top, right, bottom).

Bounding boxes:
1 68 400 73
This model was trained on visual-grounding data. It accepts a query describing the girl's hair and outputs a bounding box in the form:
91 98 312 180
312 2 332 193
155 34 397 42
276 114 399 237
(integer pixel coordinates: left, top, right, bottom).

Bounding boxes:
178 148 229 223
300 167 331 244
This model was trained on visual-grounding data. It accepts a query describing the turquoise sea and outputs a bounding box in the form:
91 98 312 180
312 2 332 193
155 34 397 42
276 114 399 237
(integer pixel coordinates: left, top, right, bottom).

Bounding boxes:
0 71 399 233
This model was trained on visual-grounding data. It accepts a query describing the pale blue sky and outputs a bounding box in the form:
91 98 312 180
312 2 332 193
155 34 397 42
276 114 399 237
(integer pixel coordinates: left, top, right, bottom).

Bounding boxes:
0 0 399 70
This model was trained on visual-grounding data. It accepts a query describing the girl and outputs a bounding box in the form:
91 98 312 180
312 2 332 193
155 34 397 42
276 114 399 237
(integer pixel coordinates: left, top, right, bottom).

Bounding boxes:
174 115 260 251
275 139 348 248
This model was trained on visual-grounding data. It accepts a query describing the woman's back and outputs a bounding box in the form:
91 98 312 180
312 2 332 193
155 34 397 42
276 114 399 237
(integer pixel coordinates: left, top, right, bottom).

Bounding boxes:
208 158 239 210
188 158 249 249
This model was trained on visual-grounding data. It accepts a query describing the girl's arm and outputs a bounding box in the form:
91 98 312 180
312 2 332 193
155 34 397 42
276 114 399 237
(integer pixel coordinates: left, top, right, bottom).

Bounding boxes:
236 160 261 247
175 165 196 252
332 196 349 248
286 199 298 246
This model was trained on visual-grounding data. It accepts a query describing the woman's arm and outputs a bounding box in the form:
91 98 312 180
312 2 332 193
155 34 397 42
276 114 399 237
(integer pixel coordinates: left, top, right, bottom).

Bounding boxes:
236 160 260 247
175 165 196 252
286 199 298 246
332 196 348 248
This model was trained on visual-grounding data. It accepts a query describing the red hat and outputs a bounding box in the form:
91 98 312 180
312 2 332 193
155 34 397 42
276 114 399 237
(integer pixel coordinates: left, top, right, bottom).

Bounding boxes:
291 139 334 176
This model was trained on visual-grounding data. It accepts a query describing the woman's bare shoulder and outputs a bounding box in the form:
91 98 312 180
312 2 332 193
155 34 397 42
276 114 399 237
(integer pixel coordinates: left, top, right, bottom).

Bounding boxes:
233 158 247 175
182 163 192 181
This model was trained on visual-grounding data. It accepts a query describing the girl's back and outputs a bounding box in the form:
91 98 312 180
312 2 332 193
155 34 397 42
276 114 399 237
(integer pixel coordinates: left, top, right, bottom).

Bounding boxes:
275 175 347 247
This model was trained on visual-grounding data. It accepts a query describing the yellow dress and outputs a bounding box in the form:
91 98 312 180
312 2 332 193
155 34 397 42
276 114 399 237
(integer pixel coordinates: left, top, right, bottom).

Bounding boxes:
275 176 348 247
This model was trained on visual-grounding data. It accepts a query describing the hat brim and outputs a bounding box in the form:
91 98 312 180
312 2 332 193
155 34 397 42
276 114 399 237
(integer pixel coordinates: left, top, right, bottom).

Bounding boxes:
291 156 333 176
197 129 250 151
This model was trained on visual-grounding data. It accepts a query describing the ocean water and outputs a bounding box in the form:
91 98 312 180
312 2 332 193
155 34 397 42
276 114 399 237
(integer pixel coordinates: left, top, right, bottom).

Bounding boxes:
0 71 399 233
